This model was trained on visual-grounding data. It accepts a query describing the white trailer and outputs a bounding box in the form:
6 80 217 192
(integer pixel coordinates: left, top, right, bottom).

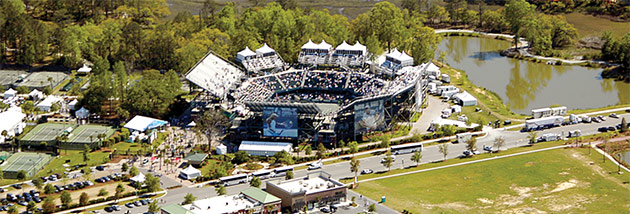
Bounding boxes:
568 130 582 138
537 133 561 142
441 74 451 83
525 116 563 130
531 108 552 119
437 85 458 95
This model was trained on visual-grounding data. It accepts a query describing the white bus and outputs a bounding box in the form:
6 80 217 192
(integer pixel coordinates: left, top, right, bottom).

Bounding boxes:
252 169 274 180
390 142 423 155
219 174 249 186
272 166 293 177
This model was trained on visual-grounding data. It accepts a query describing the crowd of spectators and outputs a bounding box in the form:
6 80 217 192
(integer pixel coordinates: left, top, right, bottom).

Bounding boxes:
303 71 347 89
277 71 304 89
270 91 349 104
241 55 285 73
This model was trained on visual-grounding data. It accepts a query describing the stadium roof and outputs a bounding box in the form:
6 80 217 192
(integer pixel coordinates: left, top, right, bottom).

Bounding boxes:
245 102 322 114
256 43 275 54
237 46 256 57
124 115 167 132
185 51 244 98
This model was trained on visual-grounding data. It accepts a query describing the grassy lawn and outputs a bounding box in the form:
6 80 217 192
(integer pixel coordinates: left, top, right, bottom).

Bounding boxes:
35 150 111 178
438 62 528 122
354 148 630 213
563 12 630 39
111 142 145 153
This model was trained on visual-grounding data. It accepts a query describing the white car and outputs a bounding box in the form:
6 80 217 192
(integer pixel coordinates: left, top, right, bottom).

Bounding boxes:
361 169 374 174
381 155 396 163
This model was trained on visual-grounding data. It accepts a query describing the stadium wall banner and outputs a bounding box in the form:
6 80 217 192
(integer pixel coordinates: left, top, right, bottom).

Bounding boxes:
354 99 386 135
263 107 298 138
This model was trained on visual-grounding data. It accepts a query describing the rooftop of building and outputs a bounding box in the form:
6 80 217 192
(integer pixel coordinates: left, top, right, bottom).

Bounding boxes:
271 172 345 195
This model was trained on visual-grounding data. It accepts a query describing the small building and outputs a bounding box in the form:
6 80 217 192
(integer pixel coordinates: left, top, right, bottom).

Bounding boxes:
550 106 567 116
124 115 168 132
36 96 62 112
184 153 208 166
0 107 26 144
161 187 281 214
216 144 228 155
265 171 346 212
238 141 292 156
3 88 17 99
179 165 202 180
453 91 478 106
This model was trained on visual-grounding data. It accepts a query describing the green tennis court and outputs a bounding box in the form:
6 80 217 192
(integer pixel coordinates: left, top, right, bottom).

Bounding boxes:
2 152 52 179
68 125 115 143
20 123 76 142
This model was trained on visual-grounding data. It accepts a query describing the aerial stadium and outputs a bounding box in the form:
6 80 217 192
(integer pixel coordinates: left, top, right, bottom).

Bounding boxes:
185 40 430 146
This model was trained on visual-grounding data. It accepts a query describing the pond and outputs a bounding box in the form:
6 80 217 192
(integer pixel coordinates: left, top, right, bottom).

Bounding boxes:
436 36 630 115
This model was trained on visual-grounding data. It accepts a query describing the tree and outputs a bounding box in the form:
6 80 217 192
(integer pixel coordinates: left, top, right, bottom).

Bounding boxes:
115 183 125 200
305 146 312 156
368 203 376 212
465 137 477 152
183 193 196 205
348 141 359 156
382 151 394 171
493 136 506 152
215 186 226 196
7 205 17 214
411 150 423 166
148 200 160 213
82 144 90 162
233 151 250 165
195 109 229 147
438 143 449 161
42 197 55 214
16 170 26 180
380 137 391 149
316 143 327 159
26 201 36 212
504 0 534 35
130 166 139 177
122 162 129 172
369 2 404 51
528 132 539 144
44 183 55 194
621 117 628 132
285 170 294 180
79 192 89 206
32 178 43 189
250 176 261 188
60 191 72 207
98 188 108 197
350 158 360 185
145 173 161 192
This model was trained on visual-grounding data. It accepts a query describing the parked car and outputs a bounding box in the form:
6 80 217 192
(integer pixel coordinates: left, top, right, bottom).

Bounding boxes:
11 184 22 189
598 115 606 121
320 207 331 213
103 176 111 182
140 199 149 205
483 145 493 152
608 126 616 132
134 201 142 206
112 205 121 211
361 169 374 174
33 196 41 203
125 202 134 208
598 127 609 132
17 201 27 206
96 166 105 171
381 155 396 163
463 150 473 157
104 207 113 212
592 117 601 123
609 113 619 118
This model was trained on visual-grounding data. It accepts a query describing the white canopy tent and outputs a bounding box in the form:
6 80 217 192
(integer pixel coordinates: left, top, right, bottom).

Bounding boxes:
256 43 276 57
426 62 441 76
3 88 17 99
77 64 92 73
236 47 256 62
301 39 319 50
124 115 168 132
28 89 43 100
318 40 332 52
385 48 414 67
179 165 202 180
75 107 90 118
453 91 478 106
36 96 61 112
130 172 146 183
0 107 26 144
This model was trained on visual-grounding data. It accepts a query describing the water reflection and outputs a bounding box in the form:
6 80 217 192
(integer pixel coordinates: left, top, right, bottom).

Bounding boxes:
437 36 630 114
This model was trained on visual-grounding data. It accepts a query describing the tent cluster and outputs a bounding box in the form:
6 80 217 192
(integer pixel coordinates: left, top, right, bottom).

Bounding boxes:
297 40 367 67
236 43 285 73
382 48 414 72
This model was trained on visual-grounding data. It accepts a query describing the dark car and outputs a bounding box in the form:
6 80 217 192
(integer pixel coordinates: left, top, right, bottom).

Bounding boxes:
598 127 609 132
140 199 148 205
104 207 113 212
608 126 616 131
103 176 111 182
33 197 41 203
96 166 105 171
17 201 27 206
11 184 22 189
0 188 4 193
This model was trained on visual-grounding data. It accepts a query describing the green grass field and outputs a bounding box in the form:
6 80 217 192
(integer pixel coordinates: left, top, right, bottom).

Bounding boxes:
563 13 630 39
355 148 630 213
35 150 111 178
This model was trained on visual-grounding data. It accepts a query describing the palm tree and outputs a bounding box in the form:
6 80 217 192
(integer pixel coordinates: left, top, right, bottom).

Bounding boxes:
411 150 422 166
350 158 360 186
528 131 538 144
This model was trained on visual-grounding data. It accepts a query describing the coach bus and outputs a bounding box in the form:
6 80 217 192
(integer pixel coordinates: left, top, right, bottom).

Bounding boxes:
390 142 423 155
251 169 274 180
219 174 249 186
272 166 293 177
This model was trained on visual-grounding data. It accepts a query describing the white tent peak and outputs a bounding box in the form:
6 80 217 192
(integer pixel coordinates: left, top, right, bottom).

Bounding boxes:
78 64 92 73
238 46 256 57
130 172 146 183
256 43 275 54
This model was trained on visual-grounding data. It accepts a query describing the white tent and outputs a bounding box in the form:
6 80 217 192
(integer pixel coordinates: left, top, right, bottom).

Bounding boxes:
3 88 17 99
318 40 332 51
453 91 478 106
351 41 367 56
236 47 256 62
186 121 196 128
335 41 352 51
426 62 441 76
75 107 90 118
124 115 168 132
386 48 413 66
68 99 78 110
28 89 43 100
256 43 275 56
179 165 202 180
36 96 61 112
301 39 318 50
77 64 92 73
0 107 26 144
130 172 146 183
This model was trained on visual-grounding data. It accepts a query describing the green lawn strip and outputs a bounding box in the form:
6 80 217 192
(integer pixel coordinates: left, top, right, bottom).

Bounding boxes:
295 153 376 171
112 142 144 153
447 105 522 127
563 12 630 39
35 150 110 178
354 148 630 213
200 159 220 177
438 62 527 122
568 104 630 115
342 140 567 183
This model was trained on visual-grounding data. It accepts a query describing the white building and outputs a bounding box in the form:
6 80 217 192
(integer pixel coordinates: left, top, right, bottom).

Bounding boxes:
0 107 26 143
453 91 478 106
161 188 281 214
238 141 292 156
36 96 62 112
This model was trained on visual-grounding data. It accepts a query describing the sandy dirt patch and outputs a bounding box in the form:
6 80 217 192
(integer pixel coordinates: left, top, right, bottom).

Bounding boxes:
421 202 471 211
550 179 578 193
477 198 494 205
